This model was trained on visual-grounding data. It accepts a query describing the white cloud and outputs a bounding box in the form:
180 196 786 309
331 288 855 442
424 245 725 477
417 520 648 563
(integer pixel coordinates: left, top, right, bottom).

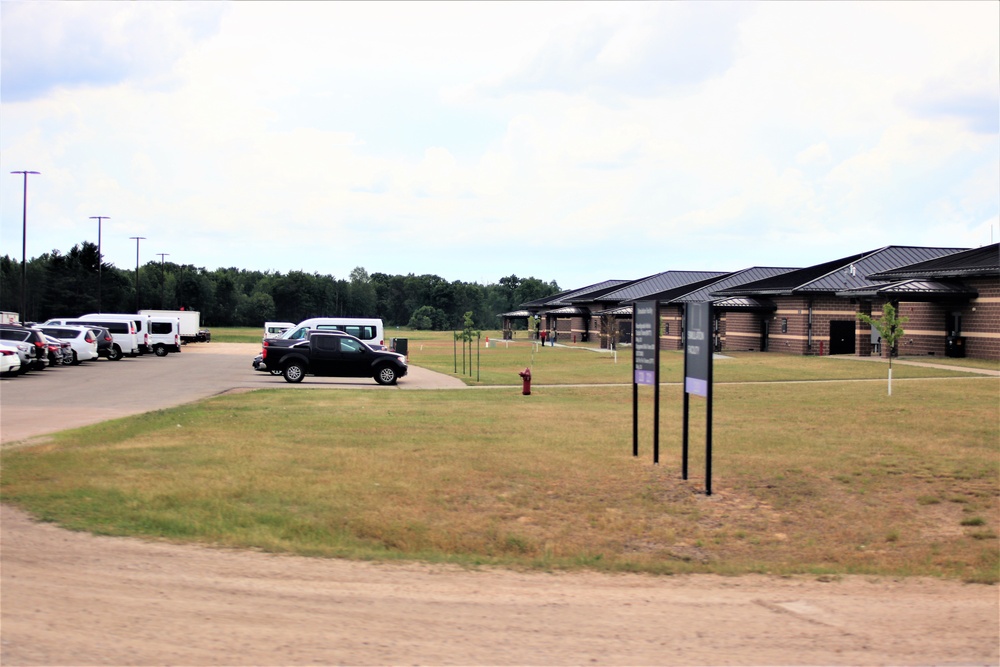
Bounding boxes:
1 1 997 289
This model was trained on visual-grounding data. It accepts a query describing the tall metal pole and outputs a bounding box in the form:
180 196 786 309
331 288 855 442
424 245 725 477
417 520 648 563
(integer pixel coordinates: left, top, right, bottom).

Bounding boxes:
11 170 40 322
90 216 109 312
156 253 170 308
129 236 146 312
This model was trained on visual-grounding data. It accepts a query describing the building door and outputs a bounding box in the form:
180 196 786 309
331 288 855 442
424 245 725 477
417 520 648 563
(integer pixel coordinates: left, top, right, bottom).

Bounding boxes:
829 320 856 355
760 318 769 352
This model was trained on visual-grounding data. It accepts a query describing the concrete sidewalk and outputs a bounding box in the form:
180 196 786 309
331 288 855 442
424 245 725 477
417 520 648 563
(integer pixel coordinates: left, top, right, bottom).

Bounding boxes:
826 354 1000 376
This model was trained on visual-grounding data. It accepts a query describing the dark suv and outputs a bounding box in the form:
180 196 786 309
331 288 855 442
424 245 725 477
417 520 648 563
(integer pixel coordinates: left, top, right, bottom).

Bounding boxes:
0 325 49 371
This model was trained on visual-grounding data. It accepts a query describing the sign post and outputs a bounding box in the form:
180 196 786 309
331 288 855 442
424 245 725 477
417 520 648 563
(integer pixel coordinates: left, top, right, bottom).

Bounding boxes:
632 300 660 461
683 302 714 495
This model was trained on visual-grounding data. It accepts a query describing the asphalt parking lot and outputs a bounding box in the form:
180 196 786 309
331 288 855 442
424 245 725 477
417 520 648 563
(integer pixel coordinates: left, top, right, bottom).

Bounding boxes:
0 342 465 445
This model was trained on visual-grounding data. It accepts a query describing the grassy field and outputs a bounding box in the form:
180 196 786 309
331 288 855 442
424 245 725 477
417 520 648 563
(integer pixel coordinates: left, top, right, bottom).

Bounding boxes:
3 350 997 581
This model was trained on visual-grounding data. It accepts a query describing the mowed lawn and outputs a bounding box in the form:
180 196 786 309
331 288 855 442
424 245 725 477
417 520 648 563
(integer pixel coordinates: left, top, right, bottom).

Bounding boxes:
3 343 997 582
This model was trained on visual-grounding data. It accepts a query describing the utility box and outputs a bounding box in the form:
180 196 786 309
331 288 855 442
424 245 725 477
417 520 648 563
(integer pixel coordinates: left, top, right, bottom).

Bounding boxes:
945 336 966 358
392 338 408 356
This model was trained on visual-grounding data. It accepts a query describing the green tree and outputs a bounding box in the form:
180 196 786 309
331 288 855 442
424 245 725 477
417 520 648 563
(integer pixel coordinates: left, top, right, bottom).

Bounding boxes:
857 302 908 395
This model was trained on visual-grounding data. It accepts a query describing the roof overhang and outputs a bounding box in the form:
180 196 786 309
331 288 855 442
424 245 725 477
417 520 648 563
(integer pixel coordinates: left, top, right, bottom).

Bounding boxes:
835 279 977 301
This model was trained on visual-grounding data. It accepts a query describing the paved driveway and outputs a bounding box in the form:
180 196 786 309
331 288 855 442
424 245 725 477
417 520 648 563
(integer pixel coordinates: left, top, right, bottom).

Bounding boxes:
0 342 465 445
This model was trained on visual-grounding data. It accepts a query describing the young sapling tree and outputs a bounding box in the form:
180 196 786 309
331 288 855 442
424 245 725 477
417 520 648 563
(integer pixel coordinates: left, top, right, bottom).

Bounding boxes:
857 302 908 395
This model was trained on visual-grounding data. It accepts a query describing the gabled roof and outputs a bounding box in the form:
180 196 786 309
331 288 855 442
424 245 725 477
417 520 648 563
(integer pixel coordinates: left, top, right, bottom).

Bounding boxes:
836 279 978 300
868 243 999 280
595 271 730 303
714 246 967 297
673 267 798 303
520 280 632 309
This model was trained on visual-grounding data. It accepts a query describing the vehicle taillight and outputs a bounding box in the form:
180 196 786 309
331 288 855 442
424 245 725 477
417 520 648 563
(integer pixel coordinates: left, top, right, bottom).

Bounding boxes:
105 335 113 342
175 334 180 345
85 333 94 343
130 324 136 334
34 340 44 349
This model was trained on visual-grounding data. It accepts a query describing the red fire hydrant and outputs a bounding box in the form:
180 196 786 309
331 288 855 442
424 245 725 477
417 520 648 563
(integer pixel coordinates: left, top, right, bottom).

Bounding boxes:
519 367 532 395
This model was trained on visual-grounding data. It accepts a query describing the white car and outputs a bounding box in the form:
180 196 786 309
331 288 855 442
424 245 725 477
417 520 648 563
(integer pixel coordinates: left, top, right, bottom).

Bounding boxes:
0 339 33 375
37 325 99 364
0 343 22 376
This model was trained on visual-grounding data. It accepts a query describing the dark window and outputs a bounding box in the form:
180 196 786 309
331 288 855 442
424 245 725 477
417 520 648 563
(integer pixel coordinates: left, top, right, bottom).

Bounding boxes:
0 329 29 341
151 322 173 334
781 318 788 334
314 336 338 351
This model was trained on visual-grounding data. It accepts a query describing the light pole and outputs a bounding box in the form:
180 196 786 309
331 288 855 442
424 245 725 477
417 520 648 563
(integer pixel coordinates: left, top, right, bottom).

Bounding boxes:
90 216 109 312
129 236 146 312
11 170 40 322
156 253 170 308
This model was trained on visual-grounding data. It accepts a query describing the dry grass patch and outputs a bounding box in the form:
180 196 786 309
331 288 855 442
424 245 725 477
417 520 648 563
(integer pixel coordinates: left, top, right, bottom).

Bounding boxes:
2 378 997 581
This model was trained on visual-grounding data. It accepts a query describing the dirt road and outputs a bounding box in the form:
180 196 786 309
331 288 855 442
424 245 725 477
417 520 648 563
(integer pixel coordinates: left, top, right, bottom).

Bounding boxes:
2 344 997 665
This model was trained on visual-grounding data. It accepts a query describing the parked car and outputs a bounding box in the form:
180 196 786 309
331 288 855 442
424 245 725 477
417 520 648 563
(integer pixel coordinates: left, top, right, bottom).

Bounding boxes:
38 325 99 364
0 344 22 376
0 325 48 370
0 339 33 375
88 326 115 360
254 330 408 385
46 318 137 360
39 332 65 366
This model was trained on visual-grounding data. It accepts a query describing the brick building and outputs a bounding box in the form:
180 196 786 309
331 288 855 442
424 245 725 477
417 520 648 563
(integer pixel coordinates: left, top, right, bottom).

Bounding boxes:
504 244 998 361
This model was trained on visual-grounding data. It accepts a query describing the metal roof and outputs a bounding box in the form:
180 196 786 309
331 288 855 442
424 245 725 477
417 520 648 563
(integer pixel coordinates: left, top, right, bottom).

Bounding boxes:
546 306 587 315
597 271 730 303
499 310 533 318
714 246 967 296
711 296 777 311
836 279 978 300
520 280 632 308
868 243 999 279
674 267 797 303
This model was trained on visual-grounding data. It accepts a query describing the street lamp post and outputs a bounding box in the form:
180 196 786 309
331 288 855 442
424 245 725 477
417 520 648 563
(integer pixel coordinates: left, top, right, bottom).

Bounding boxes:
11 170 40 323
90 216 109 312
129 236 146 313
156 253 170 308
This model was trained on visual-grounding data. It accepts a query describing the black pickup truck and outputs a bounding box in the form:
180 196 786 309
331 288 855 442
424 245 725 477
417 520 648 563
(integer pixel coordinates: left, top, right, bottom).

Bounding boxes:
254 330 408 385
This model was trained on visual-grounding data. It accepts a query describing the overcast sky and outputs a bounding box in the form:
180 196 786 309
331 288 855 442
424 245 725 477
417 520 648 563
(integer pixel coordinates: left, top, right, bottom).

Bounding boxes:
2 1 997 289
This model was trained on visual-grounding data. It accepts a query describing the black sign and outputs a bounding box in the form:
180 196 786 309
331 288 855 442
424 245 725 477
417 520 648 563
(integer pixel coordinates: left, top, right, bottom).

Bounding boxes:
685 302 711 397
633 301 657 385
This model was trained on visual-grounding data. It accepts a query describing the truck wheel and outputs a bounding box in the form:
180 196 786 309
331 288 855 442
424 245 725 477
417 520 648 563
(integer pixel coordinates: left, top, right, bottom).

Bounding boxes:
71 351 81 365
154 345 168 357
374 364 397 385
283 362 305 383
108 345 123 361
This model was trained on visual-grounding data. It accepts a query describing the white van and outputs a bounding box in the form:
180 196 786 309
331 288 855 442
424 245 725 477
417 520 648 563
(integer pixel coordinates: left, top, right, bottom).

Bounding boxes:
148 316 182 356
46 316 140 360
78 313 152 354
280 318 385 350
264 321 295 338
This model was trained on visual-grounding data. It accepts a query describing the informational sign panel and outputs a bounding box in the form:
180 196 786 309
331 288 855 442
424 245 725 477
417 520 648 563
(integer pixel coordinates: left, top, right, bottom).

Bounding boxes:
633 301 658 385
684 302 711 397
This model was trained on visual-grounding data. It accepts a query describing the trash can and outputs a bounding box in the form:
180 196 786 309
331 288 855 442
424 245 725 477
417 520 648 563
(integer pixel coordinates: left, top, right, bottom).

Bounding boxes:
391 338 408 356
945 335 966 358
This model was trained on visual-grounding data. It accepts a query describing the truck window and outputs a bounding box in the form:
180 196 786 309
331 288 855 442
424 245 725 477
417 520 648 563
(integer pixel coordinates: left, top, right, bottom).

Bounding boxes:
340 339 365 354
151 322 173 334
314 336 338 351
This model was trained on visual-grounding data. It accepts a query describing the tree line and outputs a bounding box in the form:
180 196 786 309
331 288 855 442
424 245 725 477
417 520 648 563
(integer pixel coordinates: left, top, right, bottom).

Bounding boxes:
0 241 560 330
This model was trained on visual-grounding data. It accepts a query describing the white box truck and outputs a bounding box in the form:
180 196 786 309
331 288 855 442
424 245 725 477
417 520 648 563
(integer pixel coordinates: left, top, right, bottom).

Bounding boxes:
139 310 210 343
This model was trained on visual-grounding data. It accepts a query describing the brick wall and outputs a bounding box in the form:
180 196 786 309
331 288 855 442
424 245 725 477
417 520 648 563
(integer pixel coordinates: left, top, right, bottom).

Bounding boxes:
963 278 1000 359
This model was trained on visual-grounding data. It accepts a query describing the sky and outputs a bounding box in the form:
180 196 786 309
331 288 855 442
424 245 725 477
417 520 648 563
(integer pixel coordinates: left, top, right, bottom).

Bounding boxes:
1 1 997 290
